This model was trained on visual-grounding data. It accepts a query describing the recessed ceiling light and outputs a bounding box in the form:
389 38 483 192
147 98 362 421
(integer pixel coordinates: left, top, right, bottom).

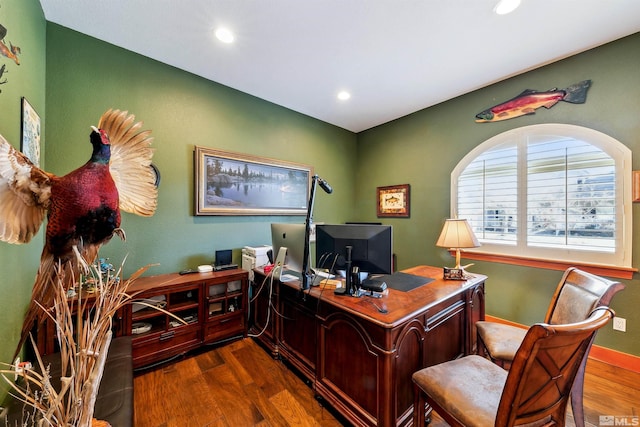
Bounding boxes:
494 0 521 15
337 91 351 101
215 28 235 43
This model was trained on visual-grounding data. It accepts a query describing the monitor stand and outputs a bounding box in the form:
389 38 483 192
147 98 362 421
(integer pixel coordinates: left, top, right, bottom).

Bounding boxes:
334 285 350 296
272 247 288 281
334 246 352 295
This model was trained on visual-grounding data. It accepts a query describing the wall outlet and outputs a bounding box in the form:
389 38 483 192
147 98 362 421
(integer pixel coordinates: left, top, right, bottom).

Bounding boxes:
613 316 626 332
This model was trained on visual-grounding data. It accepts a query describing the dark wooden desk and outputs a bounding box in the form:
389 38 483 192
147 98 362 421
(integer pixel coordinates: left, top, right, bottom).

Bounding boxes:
250 265 486 426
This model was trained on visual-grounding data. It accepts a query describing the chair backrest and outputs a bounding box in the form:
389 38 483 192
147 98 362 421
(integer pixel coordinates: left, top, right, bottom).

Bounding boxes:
545 267 624 325
495 307 614 427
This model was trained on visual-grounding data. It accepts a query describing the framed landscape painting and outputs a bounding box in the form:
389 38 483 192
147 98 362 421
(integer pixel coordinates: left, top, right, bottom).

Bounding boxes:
194 146 312 216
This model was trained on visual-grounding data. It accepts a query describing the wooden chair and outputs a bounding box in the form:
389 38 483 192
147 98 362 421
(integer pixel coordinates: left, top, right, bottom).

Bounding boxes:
412 307 614 427
475 267 624 427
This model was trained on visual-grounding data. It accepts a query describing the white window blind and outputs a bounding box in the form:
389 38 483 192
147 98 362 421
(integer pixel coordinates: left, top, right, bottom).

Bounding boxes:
457 143 518 244
452 124 631 268
526 136 615 252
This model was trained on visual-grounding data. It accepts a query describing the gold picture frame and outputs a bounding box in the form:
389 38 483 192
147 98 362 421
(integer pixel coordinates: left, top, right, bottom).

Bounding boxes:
377 184 410 218
194 146 312 216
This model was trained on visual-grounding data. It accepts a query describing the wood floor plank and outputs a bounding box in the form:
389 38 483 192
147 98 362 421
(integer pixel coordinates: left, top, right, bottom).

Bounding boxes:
233 341 344 426
240 379 291 426
218 343 255 387
195 347 225 373
586 359 640 391
204 362 265 426
134 338 639 427
232 342 293 398
201 418 229 427
182 367 226 422
583 364 640 422
133 366 170 426
155 356 226 426
269 389 321 427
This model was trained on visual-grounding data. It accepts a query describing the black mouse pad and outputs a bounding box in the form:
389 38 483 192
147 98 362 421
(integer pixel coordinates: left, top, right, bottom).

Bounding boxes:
368 272 434 292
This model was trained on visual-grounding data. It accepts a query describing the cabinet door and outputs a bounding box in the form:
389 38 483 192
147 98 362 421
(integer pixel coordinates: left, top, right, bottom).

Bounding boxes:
318 313 380 424
204 278 246 344
394 322 427 425
206 280 242 318
130 284 201 368
279 287 317 377
131 293 169 337
467 282 485 354
168 287 200 328
132 324 201 368
249 274 278 352
424 298 466 367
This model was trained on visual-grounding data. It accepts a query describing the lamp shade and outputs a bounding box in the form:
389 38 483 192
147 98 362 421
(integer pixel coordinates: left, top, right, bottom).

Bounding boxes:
436 219 480 249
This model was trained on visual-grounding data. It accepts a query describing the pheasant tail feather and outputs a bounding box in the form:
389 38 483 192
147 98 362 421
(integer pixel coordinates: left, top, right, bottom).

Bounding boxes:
99 109 157 217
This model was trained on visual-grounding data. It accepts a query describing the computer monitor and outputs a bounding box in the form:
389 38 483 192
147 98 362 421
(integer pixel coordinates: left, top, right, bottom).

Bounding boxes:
315 224 393 275
270 223 308 276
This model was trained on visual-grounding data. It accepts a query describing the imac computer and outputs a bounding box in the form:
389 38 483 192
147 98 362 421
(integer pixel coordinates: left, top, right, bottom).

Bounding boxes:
270 223 308 281
316 224 393 295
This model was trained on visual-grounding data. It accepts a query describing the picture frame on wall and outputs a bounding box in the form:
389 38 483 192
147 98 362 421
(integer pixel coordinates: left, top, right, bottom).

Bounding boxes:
377 184 410 218
194 146 312 216
20 97 41 167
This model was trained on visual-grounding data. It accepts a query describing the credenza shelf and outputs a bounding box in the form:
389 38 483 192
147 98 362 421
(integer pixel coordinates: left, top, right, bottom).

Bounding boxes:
126 269 249 369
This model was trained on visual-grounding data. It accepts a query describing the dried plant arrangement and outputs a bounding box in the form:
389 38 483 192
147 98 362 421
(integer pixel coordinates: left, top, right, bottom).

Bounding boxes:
0 247 165 427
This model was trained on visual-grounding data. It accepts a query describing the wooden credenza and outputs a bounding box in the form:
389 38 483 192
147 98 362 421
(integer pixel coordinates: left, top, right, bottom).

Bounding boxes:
125 268 249 369
250 265 486 427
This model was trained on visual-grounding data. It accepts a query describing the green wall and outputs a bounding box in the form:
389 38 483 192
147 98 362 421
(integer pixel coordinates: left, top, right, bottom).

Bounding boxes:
356 33 640 355
0 0 45 398
44 23 357 279
1 5 638 397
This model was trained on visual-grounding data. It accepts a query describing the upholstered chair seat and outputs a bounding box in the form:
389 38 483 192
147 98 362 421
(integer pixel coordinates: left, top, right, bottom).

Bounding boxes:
413 307 614 427
475 323 526 364
413 355 507 427
475 267 624 427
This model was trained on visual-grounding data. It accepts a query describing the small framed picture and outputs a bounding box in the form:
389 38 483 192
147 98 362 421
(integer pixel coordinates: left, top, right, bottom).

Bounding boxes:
377 184 410 217
20 97 41 167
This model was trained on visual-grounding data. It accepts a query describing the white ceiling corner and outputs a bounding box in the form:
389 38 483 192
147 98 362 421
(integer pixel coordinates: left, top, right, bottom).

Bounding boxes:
38 0 640 133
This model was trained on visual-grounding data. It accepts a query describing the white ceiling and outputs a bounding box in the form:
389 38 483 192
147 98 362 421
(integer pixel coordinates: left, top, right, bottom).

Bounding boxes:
39 0 640 133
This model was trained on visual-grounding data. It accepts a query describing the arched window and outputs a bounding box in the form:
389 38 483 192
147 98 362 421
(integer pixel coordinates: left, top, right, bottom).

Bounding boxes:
452 124 632 268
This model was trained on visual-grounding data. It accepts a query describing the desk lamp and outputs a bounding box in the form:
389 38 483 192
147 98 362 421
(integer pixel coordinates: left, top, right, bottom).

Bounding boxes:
436 218 480 279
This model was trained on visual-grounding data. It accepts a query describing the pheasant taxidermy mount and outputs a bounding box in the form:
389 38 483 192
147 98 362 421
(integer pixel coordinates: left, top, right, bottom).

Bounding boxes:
0 109 158 357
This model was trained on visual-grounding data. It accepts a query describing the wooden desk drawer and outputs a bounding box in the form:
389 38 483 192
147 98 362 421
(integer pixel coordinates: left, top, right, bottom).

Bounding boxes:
204 313 245 343
132 325 200 368
426 294 465 328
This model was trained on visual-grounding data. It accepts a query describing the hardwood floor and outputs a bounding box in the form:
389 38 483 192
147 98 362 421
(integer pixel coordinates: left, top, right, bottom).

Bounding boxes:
133 338 640 427
579 358 640 425
134 338 344 427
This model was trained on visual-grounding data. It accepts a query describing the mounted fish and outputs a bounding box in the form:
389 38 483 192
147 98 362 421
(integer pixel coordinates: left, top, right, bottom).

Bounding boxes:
475 80 591 123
